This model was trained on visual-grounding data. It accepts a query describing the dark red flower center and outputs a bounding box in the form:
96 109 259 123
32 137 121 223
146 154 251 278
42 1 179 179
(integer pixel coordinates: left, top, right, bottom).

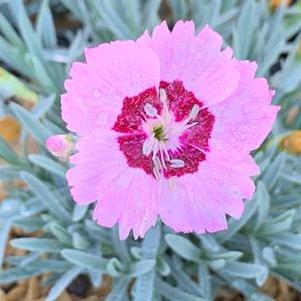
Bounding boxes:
113 81 215 179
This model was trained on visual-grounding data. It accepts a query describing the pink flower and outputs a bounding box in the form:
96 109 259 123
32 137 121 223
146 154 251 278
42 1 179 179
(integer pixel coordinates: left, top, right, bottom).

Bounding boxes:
61 21 279 239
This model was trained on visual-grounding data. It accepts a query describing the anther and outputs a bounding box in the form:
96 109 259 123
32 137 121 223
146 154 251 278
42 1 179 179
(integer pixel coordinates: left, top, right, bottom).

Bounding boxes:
142 135 154 156
189 104 200 120
170 159 185 168
144 103 158 117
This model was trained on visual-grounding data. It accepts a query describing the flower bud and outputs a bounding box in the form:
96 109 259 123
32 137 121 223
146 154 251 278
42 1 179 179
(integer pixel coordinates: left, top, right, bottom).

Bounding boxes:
269 0 291 10
46 135 75 160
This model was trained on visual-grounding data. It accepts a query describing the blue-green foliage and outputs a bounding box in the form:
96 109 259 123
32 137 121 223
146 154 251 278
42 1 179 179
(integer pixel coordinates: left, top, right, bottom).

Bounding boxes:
1 0 301 300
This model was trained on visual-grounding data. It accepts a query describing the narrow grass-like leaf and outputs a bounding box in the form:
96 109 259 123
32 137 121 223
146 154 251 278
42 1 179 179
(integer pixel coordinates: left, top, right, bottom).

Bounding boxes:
231 279 274 301
0 12 24 49
27 54 57 92
36 0 58 49
219 198 258 242
198 265 212 300
32 94 55 118
269 233 301 250
111 226 131 263
13 216 45 232
0 266 41 284
61 249 109 271
88 0 134 39
29 259 72 272
84 220 111 243
72 232 90 250
233 0 256 59
0 222 11 267
254 181 270 230
20 171 71 221
128 260 156 278
106 278 130 301
156 278 207 301
10 238 66 253
171 264 204 297
0 37 31 78
121 0 141 35
222 262 268 280
261 152 286 189
48 222 72 244
0 259 71 284
72 205 88 222
142 0 160 28
29 154 66 177
133 223 161 301
107 258 125 277
11 103 52 144
0 136 22 165
170 0 189 21
9 0 44 60
259 209 295 236
165 234 201 262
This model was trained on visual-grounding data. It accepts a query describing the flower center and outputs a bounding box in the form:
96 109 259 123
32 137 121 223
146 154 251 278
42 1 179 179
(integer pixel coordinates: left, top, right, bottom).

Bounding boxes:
113 80 215 179
153 125 165 141
141 89 202 179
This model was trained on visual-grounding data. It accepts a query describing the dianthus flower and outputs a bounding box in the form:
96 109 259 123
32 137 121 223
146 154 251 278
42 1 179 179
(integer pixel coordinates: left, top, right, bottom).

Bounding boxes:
57 21 279 239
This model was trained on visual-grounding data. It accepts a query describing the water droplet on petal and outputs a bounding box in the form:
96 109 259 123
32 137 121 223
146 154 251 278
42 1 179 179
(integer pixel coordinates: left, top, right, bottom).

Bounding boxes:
144 103 158 117
170 159 185 168
97 113 109 125
93 89 101 98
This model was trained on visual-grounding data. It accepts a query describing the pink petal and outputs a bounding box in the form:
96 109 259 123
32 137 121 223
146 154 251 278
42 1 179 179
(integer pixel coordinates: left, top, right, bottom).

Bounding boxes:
159 173 230 234
66 132 128 205
62 41 160 135
202 162 256 201
93 169 160 239
207 139 260 177
159 155 256 233
137 21 240 105
210 61 279 153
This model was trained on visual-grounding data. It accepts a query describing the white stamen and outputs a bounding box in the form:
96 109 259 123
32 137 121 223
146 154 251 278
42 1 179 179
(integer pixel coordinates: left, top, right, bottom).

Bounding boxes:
143 140 150 156
152 140 159 159
144 103 158 117
143 135 154 156
142 88 188 179
159 88 167 104
159 88 170 122
168 177 176 190
163 146 171 161
153 167 161 180
182 104 200 128
159 146 167 169
184 121 198 130
170 159 185 168
152 156 162 171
